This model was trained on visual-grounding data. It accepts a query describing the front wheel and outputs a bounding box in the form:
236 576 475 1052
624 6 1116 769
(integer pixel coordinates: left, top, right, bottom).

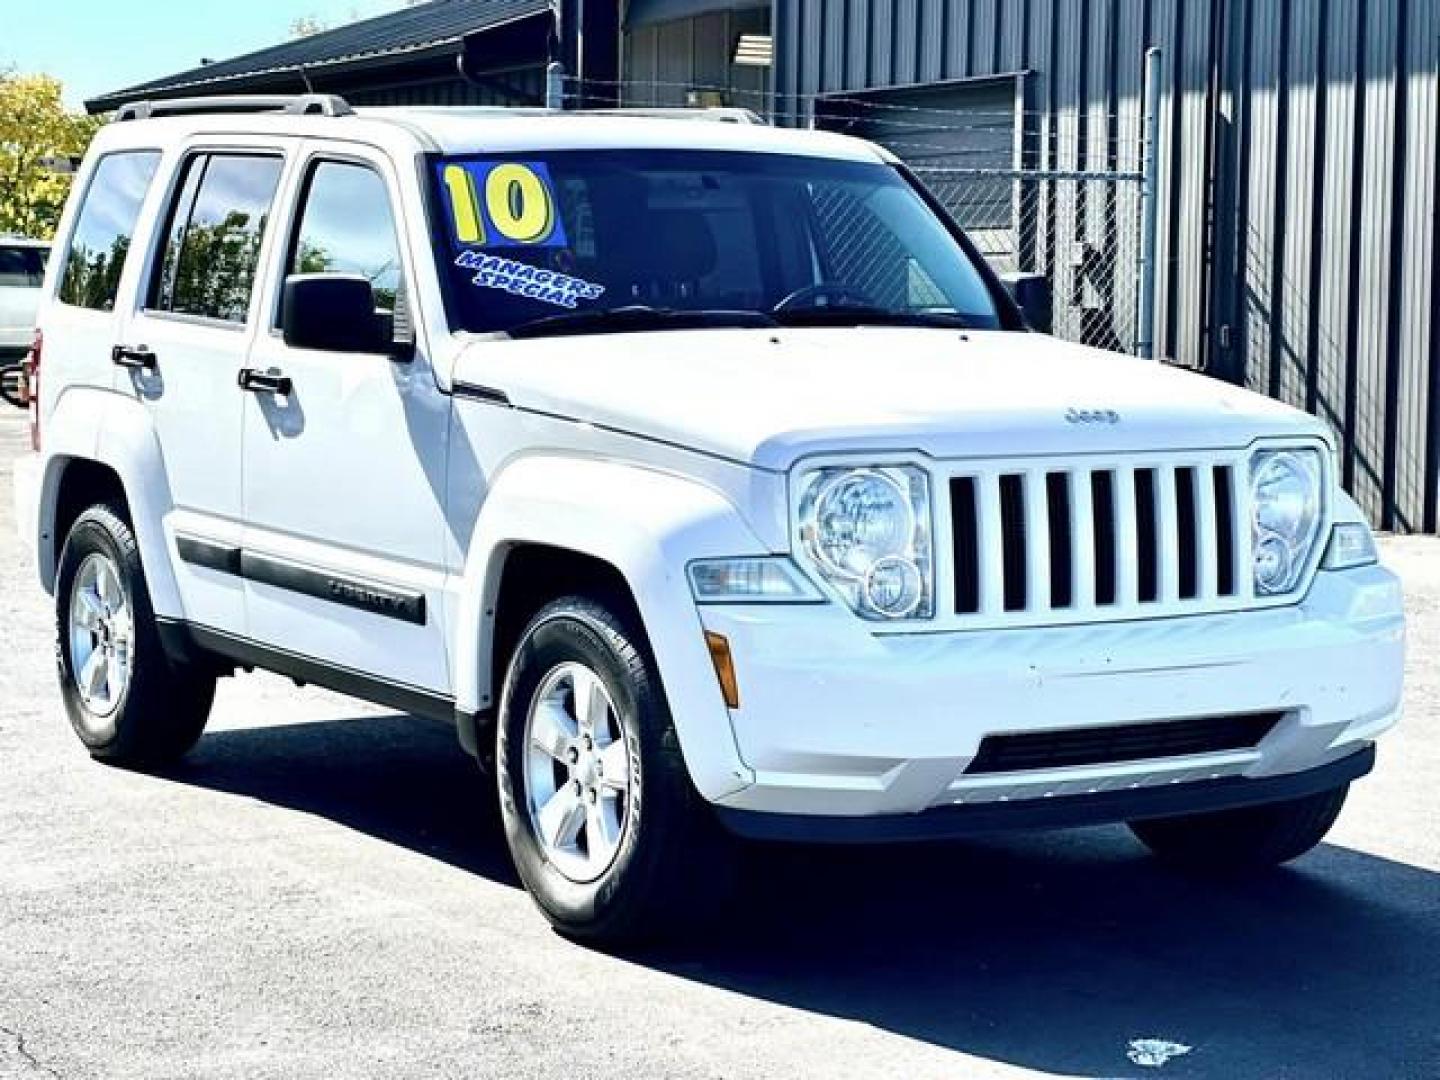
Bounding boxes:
55 504 215 766
1128 784 1350 871
496 595 734 944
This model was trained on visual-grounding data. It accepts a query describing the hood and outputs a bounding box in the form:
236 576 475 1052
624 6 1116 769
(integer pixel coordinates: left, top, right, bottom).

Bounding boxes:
454 327 1326 471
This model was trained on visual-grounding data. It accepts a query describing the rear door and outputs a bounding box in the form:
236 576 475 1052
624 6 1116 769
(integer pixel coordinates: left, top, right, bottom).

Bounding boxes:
238 141 452 694
117 141 291 634
41 149 163 417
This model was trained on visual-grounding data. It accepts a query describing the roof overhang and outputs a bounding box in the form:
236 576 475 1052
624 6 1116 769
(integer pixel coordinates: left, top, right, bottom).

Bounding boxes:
86 1 553 114
623 0 768 31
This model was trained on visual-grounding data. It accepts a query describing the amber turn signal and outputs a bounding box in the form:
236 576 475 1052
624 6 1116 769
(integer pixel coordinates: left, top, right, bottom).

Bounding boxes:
703 631 740 709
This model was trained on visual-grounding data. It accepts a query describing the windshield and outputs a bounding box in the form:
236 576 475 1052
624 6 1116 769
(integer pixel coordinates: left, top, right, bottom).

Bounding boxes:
429 150 1006 337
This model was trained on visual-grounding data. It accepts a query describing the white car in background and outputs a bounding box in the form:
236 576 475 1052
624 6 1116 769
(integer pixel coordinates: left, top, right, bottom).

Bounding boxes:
0 237 48 408
0 237 48 359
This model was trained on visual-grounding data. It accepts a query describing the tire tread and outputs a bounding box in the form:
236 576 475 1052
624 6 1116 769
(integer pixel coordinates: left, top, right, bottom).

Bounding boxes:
497 594 734 944
56 502 214 766
1129 784 1349 871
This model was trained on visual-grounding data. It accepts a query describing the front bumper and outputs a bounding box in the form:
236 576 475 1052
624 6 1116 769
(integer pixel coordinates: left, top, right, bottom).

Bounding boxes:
716 744 1375 842
698 564 1403 820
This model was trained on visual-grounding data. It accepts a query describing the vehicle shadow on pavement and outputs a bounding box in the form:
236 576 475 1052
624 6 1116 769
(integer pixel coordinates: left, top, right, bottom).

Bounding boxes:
174 714 1439 1078
178 711 520 887
679 837 1440 1077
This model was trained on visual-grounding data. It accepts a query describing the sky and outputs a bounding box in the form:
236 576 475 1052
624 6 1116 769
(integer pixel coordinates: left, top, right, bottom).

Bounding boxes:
3 0 407 109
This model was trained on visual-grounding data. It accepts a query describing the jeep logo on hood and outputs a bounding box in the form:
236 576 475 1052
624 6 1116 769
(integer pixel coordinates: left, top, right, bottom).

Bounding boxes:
1065 407 1121 425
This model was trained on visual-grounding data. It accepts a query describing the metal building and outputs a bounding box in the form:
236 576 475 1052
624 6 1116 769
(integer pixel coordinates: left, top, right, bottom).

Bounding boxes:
92 0 1440 532
631 0 1439 532
84 0 560 111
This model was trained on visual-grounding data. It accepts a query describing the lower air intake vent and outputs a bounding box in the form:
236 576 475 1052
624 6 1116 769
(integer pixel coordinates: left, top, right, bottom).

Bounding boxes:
966 712 1283 775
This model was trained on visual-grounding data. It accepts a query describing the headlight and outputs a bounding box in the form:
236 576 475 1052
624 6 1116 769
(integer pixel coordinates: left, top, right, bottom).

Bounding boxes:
1250 449 1323 595
796 465 933 620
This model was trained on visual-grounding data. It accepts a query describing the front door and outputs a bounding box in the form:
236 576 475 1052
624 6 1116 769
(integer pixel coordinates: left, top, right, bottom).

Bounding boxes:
239 144 452 695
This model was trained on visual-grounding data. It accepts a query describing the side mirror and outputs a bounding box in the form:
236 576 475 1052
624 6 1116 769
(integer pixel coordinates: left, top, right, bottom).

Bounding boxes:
1001 272 1053 334
281 274 412 358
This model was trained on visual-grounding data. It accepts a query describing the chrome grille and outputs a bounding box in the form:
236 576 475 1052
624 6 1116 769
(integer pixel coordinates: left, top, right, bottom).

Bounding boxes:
942 453 1257 627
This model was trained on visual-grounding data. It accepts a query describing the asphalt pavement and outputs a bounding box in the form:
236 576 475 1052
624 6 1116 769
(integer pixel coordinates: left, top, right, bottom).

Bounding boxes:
1 409 1436 1079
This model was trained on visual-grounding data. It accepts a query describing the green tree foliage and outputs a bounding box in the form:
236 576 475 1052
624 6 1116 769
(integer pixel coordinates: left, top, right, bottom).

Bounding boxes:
58 234 130 310
0 74 103 239
157 211 269 321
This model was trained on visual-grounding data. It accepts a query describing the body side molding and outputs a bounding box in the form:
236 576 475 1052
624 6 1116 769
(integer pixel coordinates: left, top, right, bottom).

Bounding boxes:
174 539 427 625
239 550 426 625
174 534 242 574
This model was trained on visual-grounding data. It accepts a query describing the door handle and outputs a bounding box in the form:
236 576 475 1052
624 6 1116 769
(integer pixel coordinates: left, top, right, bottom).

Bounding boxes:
237 368 293 396
112 344 157 370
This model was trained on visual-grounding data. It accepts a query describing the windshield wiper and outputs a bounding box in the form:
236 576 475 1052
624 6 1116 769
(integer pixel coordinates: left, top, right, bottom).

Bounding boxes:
770 305 979 330
507 305 776 340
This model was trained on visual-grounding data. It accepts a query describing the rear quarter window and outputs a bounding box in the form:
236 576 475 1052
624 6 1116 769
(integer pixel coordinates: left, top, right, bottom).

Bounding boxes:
58 151 162 311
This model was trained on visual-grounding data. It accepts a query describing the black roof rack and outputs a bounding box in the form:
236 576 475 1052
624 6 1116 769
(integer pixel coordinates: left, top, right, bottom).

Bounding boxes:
115 94 354 122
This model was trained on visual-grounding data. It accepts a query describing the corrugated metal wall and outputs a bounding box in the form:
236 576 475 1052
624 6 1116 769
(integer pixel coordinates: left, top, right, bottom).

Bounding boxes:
774 0 1218 384
623 8 772 108
1210 0 1439 531
341 67 546 107
771 0 1440 531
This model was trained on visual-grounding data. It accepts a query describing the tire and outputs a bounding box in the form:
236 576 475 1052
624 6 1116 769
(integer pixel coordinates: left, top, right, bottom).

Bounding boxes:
55 503 215 766
1128 784 1350 872
496 595 735 944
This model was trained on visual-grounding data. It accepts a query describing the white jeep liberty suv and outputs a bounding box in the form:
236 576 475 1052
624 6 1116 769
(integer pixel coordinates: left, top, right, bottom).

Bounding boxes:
12 96 1404 943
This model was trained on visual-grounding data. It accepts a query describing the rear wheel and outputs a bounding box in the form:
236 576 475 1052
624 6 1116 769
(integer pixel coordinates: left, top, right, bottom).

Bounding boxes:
1128 785 1349 871
55 504 214 766
496 595 734 944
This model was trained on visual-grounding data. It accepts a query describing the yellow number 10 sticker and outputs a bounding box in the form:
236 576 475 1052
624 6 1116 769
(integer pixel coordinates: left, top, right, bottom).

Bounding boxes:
442 161 562 248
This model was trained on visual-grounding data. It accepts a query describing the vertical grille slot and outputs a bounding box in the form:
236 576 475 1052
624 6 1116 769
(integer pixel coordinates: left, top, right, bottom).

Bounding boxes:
1176 466 1199 600
1214 465 1237 596
950 477 981 614
1046 472 1073 608
1135 469 1160 603
1092 471 1118 605
945 455 1242 623
999 474 1028 611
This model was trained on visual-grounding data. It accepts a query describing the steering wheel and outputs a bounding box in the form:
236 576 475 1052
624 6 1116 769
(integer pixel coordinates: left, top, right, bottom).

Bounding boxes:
771 282 877 314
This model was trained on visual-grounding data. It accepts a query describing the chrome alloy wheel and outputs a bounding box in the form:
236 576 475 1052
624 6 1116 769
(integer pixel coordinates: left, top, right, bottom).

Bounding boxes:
67 552 134 721
523 662 633 883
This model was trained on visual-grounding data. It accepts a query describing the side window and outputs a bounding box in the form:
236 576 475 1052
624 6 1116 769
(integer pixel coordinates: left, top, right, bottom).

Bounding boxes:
287 161 403 313
151 153 284 324
57 151 161 311
0 246 46 287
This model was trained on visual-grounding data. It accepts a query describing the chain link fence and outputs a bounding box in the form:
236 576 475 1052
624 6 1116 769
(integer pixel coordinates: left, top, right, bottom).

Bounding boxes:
913 164 1145 353
559 70 1161 357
